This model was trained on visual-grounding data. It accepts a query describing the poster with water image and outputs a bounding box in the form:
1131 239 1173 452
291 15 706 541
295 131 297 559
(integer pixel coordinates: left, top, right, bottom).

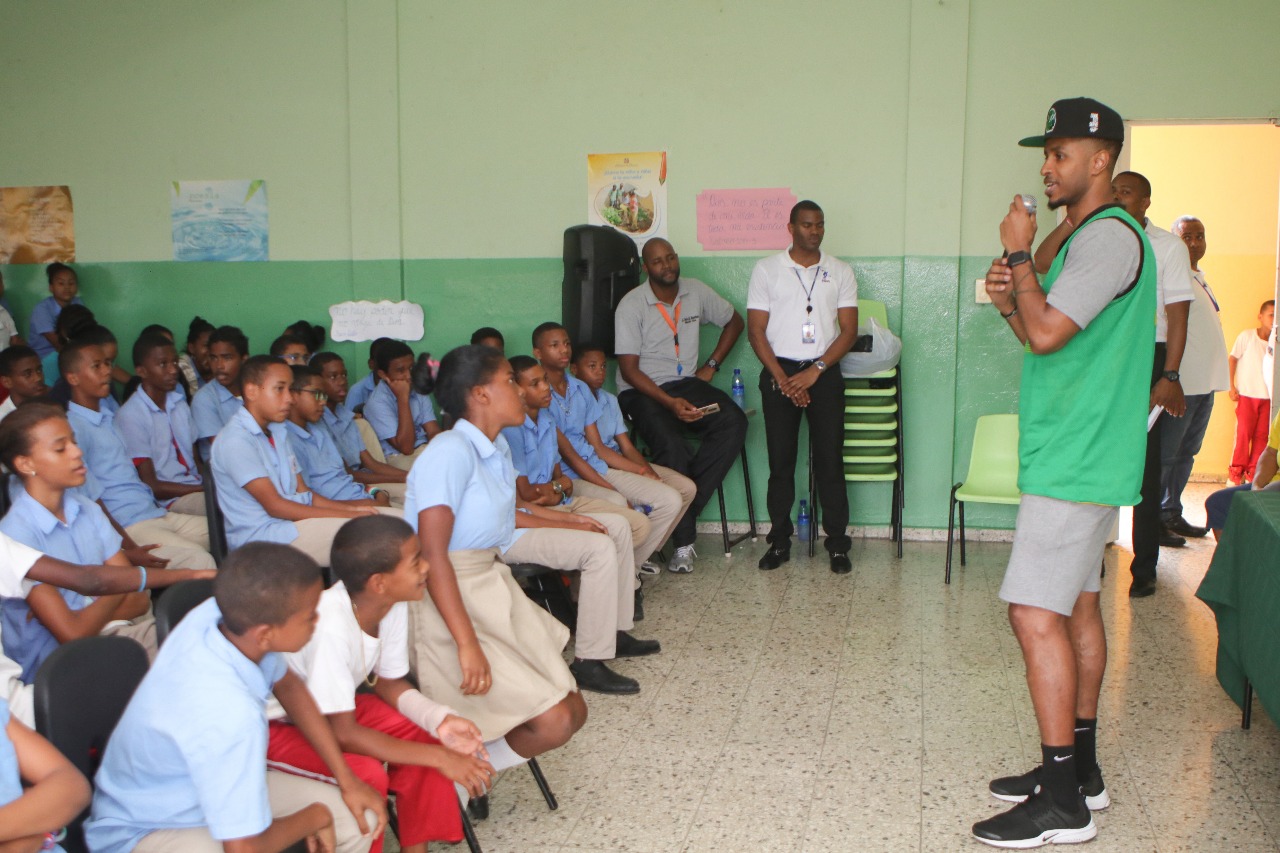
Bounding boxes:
170 179 269 261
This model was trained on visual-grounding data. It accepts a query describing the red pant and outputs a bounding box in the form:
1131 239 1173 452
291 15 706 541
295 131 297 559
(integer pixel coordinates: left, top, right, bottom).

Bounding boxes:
1230 395 1272 482
267 694 462 852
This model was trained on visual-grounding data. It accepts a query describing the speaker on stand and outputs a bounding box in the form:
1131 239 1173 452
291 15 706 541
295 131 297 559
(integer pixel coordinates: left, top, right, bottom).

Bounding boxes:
562 225 641 355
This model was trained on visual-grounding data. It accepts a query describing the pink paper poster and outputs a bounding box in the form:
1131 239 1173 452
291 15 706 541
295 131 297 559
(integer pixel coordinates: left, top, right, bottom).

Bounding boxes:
696 188 797 251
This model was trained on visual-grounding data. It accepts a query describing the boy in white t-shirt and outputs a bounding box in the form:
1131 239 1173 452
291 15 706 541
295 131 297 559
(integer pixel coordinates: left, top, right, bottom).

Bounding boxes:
266 515 497 853
1228 300 1275 484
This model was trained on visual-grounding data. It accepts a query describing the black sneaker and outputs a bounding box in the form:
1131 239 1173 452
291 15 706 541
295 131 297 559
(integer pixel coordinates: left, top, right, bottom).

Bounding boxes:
972 789 1096 848
989 764 1110 810
758 544 790 570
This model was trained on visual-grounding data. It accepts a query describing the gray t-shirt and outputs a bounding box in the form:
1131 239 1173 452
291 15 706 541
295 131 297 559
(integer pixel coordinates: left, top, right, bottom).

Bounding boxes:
1046 216 1142 331
614 277 736 392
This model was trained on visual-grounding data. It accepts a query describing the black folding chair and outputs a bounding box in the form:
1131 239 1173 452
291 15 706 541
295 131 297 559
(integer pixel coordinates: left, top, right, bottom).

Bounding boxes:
197 460 230 567
153 579 216 645
33 636 150 853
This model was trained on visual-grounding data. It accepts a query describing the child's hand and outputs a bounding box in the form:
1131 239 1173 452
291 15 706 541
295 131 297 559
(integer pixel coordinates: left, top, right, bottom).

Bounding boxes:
437 714 486 757
438 750 496 798
125 543 170 569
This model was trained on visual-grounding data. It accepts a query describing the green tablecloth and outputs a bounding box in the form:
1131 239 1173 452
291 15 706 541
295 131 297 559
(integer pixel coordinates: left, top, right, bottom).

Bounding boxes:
1196 491 1280 725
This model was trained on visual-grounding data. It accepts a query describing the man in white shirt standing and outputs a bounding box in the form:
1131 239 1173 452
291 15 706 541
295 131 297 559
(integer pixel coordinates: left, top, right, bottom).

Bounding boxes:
1162 216 1229 537
747 200 859 574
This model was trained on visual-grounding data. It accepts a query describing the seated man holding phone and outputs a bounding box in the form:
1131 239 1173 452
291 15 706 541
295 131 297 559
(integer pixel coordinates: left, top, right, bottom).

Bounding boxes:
613 238 748 573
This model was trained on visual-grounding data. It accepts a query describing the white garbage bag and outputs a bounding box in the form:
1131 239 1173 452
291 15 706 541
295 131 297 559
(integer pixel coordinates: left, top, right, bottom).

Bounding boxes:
839 316 902 377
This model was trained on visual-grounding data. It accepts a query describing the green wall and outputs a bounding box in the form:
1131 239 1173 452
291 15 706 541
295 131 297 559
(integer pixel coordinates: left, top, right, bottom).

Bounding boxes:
3 0 1279 531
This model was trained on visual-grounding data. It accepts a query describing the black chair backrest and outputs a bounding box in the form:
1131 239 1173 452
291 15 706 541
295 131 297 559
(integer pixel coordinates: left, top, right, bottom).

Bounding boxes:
0 470 12 518
198 460 229 567
154 578 216 646
34 636 150 853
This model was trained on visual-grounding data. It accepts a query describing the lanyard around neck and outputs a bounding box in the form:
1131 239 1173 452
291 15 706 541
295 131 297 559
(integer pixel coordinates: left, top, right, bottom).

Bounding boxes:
792 266 820 315
655 300 683 374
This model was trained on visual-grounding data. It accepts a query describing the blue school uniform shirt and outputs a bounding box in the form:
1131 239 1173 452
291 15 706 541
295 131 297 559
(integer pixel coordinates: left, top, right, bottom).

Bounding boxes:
211 407 310 548
85 598 285 853
285 420 367 502
0 490 121 682
363 381 437 458
346 373 377 410
500 411 559 484
593 388 627 452
546 375 607 478
190 380 244 441
405 418 523 552
321 402 364 468
27 295 84 358
115 388 202 496
66 402 165 528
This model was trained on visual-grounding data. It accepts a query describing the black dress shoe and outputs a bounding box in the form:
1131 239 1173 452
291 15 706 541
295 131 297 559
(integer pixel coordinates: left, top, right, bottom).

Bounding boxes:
1159 529 1187 548
758 544 791 570
633 587 644 622
1166 516 1209 538
467 794 489 821
830 552 852 574
615 631 660 657
1129 577 1156 598
570 659 640 694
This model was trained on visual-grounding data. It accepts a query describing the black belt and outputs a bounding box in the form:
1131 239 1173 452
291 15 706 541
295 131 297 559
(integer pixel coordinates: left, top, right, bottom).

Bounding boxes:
776 357 817 371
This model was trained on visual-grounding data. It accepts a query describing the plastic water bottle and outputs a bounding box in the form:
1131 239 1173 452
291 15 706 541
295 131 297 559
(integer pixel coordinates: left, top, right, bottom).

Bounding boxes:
797 500 811 541
632 503 653 515
731 368 746 409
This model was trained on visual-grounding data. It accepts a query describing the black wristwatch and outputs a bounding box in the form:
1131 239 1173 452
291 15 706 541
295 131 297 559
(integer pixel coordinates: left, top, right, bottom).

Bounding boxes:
1162 370 1181 382
1007 250 1032 267
705 358 722 373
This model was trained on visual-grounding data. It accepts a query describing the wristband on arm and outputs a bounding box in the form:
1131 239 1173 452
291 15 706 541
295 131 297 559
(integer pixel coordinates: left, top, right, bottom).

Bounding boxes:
397 688 456 736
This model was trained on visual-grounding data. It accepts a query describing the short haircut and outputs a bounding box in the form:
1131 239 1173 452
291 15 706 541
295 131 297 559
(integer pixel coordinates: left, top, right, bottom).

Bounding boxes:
58 337 105 376
368 337 395 361
1263 300 1276 312
435 345 507 418
139 323 174 342
471 327 505 346
1097 138 1123 170
290 364 322 387
72 324 117 350
284 320 326 352
375 340 413 373
45 262 75 283
571 342 606 365
132 331 176 366
509 354 539 378
215 542 322 635
309 351 344 372
531 321 565 349
187 316 216 346
269 334 308 357
0 345 39 378
330 515 416 593
1171 215 1201 234
208 325 250 357
53 304 95 341
0 402 67 472
1115 170 1152 198
789 200 823 224
240 354 288 387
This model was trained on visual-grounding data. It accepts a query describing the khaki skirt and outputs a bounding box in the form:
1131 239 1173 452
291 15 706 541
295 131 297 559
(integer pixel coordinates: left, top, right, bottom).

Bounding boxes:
407 547 576 740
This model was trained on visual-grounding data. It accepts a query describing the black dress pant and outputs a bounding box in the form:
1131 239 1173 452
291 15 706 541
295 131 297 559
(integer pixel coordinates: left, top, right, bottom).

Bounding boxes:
758 360 851 554
618 378 748 548
1131 343 1166 584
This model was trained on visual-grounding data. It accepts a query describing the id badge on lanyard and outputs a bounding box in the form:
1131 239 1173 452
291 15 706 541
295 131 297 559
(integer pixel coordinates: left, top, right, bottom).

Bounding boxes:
801 321 816 344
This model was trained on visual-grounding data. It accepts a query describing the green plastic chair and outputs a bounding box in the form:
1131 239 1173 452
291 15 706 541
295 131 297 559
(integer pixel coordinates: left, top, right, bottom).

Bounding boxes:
946 414 1020 583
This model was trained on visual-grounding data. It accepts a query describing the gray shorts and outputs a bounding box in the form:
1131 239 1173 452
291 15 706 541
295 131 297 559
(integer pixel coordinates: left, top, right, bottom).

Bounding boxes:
999 494 1116 617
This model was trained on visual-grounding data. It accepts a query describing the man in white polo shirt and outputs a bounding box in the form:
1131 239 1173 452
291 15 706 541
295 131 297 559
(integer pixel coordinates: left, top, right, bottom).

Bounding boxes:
746 200 859 574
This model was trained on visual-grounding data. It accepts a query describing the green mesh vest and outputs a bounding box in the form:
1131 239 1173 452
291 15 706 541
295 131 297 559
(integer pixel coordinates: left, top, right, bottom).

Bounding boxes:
1018 205 1156 506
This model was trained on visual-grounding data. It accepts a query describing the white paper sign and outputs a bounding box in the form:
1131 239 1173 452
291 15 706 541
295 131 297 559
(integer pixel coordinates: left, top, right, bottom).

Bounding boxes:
329 300 424 343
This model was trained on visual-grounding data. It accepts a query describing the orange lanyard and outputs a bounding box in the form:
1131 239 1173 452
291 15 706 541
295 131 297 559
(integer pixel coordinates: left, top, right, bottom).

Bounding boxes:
655 301 683 375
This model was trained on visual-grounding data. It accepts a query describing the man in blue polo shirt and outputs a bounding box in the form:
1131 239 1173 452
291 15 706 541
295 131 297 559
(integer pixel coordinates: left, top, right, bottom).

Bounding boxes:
86 542 386 853
190 325 248 458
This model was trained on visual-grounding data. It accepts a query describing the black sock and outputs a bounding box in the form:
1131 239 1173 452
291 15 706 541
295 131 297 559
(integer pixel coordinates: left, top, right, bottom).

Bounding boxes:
1040 744 1081 811
1074 718 1097 783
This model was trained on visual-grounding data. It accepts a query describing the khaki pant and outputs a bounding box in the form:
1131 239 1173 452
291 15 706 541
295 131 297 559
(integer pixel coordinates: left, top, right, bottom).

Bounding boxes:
126 512 216 570
100 614 158 661
289 510 403 566
384 443 428 472
355 418 386 463
577 464 694 563
133 768 374 853
370 480 407 508
501 517 634 661
559 492 650 574
168 492 206 516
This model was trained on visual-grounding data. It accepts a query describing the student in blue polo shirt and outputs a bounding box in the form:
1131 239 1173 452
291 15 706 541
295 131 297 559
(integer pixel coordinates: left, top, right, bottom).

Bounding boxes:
0 696 90 853
345 338 394 413
311 352 409 486
116 331 205 516
212 356 380 567
61 340 216 571
190 325 249 456
287 365 403 508
532 322 688 574
0 404 158 681
85 542 387 853
27 262 84 359
363 340 441 470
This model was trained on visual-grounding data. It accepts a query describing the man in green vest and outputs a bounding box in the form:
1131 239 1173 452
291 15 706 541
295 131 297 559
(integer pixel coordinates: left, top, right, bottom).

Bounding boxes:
973 97 1156 848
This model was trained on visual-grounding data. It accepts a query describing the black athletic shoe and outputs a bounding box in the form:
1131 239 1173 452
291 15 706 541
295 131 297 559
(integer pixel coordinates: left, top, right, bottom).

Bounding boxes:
829 552 852 574
989 764 1110 811
972 789 1096 848
1165 516 1209 538
758 544 790 570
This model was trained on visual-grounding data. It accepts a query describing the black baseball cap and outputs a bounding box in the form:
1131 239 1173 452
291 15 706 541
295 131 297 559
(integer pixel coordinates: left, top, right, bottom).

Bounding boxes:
1018 97 1124 147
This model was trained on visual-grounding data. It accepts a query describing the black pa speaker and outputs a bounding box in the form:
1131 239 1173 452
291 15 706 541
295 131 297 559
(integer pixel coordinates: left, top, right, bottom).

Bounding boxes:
562 225 641 355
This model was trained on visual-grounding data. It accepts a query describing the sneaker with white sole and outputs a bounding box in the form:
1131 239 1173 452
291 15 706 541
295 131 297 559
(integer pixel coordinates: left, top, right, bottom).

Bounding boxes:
972 789 1096 848
639 560 662 576
668 545 696 573
989 764 1110 811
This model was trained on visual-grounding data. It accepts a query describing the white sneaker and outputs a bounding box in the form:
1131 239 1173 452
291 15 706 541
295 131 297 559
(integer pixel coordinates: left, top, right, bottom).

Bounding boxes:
639 560 662 576
668 545 696 574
